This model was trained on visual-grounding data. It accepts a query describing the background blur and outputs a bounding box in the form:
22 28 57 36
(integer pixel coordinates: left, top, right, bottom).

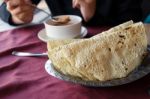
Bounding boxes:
0 0 150 32
0 0 51 32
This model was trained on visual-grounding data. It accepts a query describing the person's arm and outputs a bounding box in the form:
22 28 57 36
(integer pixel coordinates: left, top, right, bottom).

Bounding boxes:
0 0 41 25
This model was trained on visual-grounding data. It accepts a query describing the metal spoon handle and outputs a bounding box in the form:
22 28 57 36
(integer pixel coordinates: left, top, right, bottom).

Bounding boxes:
12 51 48 57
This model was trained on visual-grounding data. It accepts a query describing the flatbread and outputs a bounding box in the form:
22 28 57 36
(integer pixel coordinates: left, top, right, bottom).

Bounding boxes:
47 20 133 51
48 22 147 81
47 39 78 51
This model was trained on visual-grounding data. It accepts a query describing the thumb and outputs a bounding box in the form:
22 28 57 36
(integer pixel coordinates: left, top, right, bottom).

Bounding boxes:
72 0 80 9
80 5 90 22
72 0 91 22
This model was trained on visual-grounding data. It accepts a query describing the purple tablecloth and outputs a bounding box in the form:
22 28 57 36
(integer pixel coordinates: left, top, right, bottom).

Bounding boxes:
0 24 150 99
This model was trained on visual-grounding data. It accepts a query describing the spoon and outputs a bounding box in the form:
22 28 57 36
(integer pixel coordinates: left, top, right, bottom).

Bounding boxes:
12 51 48 57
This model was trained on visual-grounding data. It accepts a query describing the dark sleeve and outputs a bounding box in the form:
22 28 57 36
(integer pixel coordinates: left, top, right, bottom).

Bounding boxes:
113 0 143 24
0 0 41 25
0 3 10 24
84 0 143 26
83 0 114 26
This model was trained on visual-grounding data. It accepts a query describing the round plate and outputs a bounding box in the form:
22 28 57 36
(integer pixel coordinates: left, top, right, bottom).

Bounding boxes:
38 26 88 42
45 48 150 87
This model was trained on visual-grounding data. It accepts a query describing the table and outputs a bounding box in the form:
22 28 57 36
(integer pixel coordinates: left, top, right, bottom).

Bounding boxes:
0 24 150 99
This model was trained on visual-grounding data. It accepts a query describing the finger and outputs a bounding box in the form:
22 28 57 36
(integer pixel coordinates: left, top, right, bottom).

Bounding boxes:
17 12 28 23
10 7 23 16
6 1 19 11
9 0 25 5
72 0 89 21
80 0 96 22
17 12 33 23
72 0 76 8
6 0 25 10
80 5 89 21
17 12 26 20
12 9 33 24
10 5 33 16
80 4 94 21
72 0 80 9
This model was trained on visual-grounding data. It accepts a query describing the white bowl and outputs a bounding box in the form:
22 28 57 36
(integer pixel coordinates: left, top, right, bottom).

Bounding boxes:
44 15 82 39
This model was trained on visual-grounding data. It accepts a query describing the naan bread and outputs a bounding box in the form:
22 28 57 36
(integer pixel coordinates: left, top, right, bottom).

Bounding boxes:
47 20 133 51
47 39 77 51
48 22 147 81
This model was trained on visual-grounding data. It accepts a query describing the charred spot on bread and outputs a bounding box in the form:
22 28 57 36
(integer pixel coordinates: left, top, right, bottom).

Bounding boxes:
142 52 148 58
125 68 128 71
108 48 111 51
135 43 137 46
125 27 131 30
122 61 125 65
119 35 126 39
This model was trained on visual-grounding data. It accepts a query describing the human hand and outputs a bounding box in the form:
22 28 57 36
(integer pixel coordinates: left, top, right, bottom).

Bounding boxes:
5 0 35 24
73 0 96 22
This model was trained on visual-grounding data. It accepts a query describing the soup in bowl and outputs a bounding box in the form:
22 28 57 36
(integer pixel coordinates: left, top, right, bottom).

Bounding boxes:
44 15 82 39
